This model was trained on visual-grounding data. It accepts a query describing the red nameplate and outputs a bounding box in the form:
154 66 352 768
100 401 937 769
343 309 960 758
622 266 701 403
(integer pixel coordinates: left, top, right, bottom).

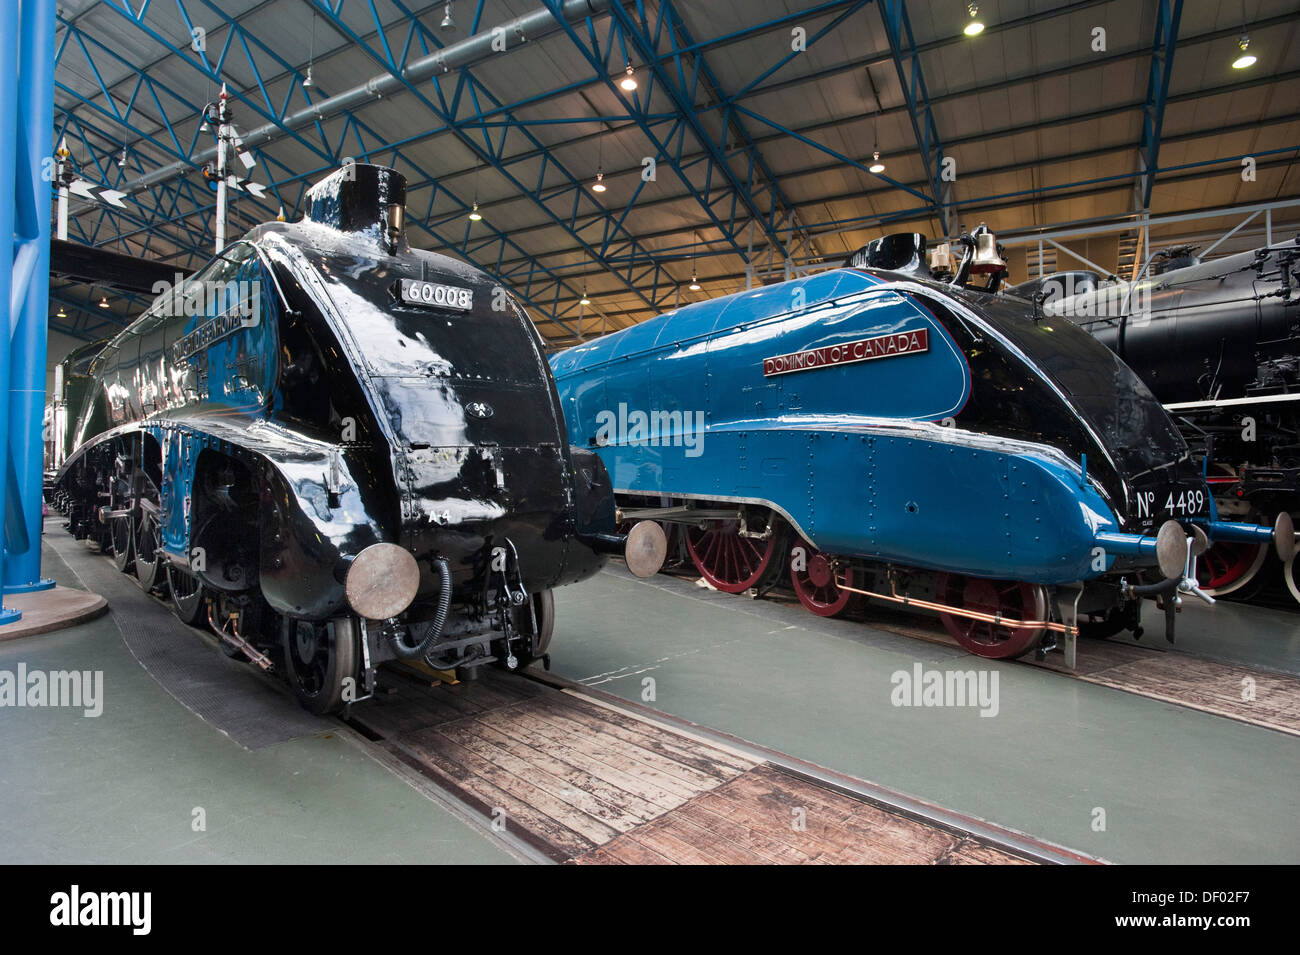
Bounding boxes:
762 328 929 377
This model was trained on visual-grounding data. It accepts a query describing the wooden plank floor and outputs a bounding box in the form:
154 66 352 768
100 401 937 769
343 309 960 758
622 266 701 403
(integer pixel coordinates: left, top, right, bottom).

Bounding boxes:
859 605 1300 736
573 764 1028 865
1035 643 1300 736
350 670 1033 865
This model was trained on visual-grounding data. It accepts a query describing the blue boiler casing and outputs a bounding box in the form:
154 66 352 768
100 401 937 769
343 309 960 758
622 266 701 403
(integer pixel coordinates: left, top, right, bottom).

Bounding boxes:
550 266 1276 591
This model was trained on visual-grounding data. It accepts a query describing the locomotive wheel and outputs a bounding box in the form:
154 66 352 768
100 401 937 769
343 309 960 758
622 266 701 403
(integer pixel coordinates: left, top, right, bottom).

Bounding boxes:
110 464 136 573
110 511 134 573
166 562 208 625
1197 508 1267 597
935 574 1048 659
1077 605 1138 641
1283 555 1300 607
282 616 357 715
133 473 166 593
685 518 778 593
789 542 857 617
1198 540 1266 595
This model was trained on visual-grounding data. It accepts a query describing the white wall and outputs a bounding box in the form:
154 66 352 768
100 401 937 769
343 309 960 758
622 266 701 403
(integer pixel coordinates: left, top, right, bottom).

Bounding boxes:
45 330 87 399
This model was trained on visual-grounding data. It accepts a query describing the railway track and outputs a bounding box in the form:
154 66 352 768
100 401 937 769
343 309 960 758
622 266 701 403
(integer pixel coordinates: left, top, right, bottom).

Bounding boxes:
344 663 1098 865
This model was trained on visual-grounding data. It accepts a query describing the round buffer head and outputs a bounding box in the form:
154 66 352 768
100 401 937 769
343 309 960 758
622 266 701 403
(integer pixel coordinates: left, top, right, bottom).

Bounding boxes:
1156 520 1190 580
625 520 668 579
1274 511 1296 562
346 542 421 620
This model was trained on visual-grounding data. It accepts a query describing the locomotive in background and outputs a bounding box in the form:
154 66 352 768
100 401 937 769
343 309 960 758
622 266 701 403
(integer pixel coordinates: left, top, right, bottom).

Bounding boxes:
50 162 663 713
1016 237 1300 603
551 229 1285 662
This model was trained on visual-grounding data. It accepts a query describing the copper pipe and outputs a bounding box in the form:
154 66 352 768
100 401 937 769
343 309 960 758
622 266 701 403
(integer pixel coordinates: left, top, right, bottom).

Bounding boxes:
835 575 1078 636
207 604 275 671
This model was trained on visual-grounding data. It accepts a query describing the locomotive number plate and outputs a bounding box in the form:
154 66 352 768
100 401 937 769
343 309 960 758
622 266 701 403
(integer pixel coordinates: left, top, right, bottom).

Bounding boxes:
1135 487 1208 521
397 278 473 311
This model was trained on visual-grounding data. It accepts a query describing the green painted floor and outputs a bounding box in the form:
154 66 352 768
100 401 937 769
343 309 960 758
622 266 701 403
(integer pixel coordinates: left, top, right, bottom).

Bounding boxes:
0 545 516 865
8 533 1298 865
551 567 1300 865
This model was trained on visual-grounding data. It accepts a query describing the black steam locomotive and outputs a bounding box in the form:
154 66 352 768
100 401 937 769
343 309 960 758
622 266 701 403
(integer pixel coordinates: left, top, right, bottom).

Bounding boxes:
52 163 663 713
1014 238 1300 601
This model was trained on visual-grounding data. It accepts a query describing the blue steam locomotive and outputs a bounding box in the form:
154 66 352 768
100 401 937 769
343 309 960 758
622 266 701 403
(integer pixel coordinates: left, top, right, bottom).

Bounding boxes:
53 163 663 713
550 230 1288 661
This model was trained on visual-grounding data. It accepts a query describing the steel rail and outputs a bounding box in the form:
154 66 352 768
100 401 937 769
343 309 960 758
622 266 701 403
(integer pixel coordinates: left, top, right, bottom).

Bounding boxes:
522 668 1104 865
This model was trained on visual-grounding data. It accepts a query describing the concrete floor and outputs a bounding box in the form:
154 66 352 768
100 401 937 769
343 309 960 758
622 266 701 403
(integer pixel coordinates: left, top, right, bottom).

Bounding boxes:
551 567 1300 865
0 544 517 864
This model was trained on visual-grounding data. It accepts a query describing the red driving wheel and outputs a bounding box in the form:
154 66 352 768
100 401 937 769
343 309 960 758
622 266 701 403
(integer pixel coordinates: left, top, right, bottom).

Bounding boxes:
790 542 856 617
935 573 1047 659
1197 536 1266 596
686 519 777 593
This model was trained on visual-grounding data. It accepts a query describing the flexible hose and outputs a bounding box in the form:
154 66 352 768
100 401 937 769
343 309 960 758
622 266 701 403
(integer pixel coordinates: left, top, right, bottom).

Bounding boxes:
387 557 451 659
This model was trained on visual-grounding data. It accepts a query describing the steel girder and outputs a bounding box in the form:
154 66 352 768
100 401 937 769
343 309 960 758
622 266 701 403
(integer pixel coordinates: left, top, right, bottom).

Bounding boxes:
878 0 950 237
1135 0 1183 211
54 0 876 332
51 0 1290 336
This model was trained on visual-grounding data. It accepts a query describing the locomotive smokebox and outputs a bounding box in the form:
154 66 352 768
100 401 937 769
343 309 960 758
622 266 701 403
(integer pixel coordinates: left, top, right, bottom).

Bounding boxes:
304 162 408 253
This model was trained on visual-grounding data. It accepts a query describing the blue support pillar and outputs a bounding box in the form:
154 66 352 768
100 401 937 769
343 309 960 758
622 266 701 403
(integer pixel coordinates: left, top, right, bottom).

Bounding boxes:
0 0 21 621
4 0 56 597
1135 0 1183 211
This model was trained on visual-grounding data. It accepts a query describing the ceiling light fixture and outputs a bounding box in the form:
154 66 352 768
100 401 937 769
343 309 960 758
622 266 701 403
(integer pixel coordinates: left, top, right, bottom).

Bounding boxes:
304 14 316 87
56 306 67 319
98 295 110 309
468 201 482 221
592 129 607 193
440 2 455 32
1232 33 1256 69
619 63 638 91
867 70 886 175
964 2 985 36
117 146 127 167
580 290 591 306
688 231 701 291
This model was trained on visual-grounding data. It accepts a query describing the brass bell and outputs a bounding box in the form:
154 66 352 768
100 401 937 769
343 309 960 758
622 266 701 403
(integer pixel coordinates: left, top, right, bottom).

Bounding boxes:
970 228 1006 275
